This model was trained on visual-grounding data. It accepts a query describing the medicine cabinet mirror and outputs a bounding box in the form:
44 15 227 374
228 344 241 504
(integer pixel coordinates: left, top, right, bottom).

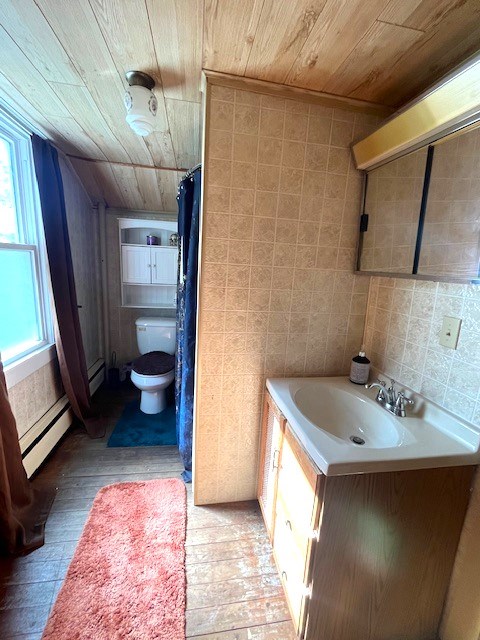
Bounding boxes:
357 123 480 284
354 53 480 284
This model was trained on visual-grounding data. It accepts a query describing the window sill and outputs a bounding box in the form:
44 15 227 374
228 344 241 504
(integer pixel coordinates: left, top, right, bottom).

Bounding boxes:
4 343 56 390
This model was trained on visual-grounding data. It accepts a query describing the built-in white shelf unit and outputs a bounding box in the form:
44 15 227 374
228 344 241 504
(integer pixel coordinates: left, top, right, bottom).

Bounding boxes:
119 218 178 309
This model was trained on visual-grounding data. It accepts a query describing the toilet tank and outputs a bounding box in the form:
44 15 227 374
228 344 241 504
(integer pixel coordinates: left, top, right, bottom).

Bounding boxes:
135 317 176 355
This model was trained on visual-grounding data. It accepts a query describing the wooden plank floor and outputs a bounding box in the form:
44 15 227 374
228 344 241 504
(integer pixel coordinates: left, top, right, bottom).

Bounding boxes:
0 386 295 640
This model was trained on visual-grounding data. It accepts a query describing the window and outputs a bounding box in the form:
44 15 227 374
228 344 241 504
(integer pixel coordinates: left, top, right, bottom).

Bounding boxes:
0 108 52 367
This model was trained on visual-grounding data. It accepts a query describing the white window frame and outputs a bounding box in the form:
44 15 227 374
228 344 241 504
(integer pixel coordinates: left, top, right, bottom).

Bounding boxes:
0 105 54 383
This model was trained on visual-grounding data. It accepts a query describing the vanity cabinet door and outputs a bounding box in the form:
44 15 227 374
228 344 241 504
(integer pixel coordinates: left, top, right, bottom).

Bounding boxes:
274 498 311 633
257 392 285 539
273 426 322 637
121 246 151 284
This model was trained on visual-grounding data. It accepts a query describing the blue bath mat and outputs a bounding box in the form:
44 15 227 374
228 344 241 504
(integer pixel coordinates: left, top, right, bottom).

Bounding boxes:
107 400 177 447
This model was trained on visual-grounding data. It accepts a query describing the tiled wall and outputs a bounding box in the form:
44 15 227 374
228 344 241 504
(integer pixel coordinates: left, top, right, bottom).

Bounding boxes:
361 147 427 273
419 127 480 277
194 83 381 504
364 277 480 424
106 212 176 366
8 360 63 439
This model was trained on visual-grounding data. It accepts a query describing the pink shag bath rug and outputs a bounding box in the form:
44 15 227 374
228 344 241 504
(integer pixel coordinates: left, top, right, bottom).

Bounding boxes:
42 479 186 640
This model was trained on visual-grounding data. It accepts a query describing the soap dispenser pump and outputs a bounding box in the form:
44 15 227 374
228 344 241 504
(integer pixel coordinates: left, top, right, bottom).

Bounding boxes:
349 346 370 385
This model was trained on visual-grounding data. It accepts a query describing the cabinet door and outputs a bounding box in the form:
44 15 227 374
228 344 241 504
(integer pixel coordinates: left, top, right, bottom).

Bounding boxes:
257 392 285 539
274 426 322 637
121 246 151 284
151 247 177 285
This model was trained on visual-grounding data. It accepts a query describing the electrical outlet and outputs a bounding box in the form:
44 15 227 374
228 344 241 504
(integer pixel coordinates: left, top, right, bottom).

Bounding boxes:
439 316 462 349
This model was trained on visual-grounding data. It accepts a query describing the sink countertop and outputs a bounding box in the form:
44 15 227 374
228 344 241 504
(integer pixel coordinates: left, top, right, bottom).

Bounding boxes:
266 376 480 476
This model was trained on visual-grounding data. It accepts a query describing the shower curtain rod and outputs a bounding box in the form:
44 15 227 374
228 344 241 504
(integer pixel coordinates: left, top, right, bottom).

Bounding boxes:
66 154 190 173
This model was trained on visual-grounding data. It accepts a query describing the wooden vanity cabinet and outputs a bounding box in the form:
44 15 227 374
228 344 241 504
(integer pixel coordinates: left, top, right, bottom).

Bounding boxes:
258 390 475 640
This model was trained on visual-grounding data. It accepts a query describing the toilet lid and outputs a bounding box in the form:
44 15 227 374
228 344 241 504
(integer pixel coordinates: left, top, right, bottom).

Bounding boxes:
132 351 175 376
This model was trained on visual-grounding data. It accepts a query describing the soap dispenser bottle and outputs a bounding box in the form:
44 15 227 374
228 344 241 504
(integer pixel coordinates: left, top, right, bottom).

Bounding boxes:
349 347 370 385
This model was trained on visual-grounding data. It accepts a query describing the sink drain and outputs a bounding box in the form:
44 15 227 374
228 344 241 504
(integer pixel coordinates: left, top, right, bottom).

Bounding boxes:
350 435 365 445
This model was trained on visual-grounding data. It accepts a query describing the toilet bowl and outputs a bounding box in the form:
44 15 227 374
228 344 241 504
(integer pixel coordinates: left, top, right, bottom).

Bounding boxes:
131 318 176 415
131 368 175 414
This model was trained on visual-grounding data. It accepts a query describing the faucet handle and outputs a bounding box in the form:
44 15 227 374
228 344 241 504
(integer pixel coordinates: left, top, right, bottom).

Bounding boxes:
394 391 414 417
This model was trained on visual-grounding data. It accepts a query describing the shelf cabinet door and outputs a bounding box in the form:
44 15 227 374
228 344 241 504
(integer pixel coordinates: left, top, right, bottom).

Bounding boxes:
151 247 177 285
121 246 151 284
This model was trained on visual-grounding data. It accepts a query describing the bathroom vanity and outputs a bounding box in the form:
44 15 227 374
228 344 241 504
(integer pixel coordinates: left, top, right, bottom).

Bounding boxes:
258 378 479 640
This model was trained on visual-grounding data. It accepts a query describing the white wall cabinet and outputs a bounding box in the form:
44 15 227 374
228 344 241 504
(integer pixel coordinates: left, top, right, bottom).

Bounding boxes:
118 218 178 309
121 246 177 286
121 246 152 284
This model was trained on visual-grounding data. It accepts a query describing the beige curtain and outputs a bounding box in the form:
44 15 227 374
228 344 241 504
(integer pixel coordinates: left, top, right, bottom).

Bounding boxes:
0 362 53 555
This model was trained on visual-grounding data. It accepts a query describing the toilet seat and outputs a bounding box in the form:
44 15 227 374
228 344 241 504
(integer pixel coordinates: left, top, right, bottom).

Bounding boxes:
130 363 175 414
132 351 175 376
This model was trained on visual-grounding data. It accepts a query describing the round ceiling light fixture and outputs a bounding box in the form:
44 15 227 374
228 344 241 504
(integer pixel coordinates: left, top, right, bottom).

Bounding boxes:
124 71 157 137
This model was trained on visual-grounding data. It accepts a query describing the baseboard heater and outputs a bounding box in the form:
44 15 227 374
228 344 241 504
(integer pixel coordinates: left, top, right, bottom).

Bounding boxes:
20 359 105 478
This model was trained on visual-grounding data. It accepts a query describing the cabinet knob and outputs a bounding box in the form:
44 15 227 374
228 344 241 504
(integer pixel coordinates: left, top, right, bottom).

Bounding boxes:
285 519 292 531
281 570 288 581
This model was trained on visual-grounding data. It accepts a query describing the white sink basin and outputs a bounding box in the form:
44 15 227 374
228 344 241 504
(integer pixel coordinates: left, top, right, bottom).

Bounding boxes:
267 376 480 476
294 383 404 449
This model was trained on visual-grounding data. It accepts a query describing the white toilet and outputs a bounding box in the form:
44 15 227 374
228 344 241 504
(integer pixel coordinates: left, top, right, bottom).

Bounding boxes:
130 317 176 414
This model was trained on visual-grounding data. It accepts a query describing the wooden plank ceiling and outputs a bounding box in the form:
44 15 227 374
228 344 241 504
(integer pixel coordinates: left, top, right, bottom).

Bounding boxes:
0 0 479 211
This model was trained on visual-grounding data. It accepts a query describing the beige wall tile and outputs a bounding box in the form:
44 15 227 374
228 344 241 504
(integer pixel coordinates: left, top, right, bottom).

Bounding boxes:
195 86 382 505
256 164 280 192
209 129 233 160
284 114 308 142
210 85 234 101
364 276 480 423
259 109 285 138
231 162 256 189
208 159 232 187
258 137 283 165
233 133 258 162
235 89 261 106
210 100 234 131
307 116 332 144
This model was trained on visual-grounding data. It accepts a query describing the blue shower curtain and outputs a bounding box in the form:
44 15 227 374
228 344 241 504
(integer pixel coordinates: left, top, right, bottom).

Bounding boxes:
175 167 201 482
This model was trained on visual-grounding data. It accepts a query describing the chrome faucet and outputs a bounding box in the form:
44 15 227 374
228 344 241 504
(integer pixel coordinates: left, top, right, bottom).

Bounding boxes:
365 378 414 417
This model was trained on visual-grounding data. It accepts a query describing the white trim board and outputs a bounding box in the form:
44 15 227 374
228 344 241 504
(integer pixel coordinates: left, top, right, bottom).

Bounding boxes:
4 344 56 389
21 359 105 478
